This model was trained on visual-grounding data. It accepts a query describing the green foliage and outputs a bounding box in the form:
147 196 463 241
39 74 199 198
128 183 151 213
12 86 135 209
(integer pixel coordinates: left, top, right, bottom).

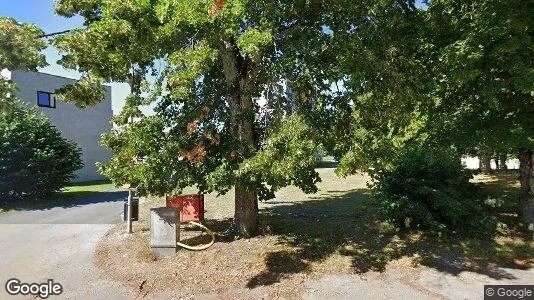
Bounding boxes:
336 0 534 176
54 75 106 108
0 17 47 113
53 0 369 204
236 28 273 61
207 114 321 200
425 0 534 154
0 16 84 200
0 101 83 199
0 17 46 71
374 146 495 237
332 1 433 175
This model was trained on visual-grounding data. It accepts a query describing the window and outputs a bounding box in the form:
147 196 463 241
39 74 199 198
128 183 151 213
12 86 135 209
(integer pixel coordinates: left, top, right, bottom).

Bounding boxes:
37 91 55 108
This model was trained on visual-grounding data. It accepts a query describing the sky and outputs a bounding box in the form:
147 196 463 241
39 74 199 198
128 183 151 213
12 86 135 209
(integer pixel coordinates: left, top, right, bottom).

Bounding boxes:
0 0 130 115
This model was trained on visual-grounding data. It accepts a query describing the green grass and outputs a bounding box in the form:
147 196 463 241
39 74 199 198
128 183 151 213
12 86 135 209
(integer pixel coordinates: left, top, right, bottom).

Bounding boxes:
0 179 116 213
54 180 115 200
257 170 533 278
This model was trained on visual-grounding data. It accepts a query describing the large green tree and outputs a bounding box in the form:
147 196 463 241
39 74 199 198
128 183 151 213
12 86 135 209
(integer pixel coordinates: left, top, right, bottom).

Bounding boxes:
425 0 534 227
52 0 377 237
336 0 534 228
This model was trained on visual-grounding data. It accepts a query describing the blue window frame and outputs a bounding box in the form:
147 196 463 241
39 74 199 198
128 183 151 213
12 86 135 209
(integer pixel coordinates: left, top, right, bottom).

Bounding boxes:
37 91 55 108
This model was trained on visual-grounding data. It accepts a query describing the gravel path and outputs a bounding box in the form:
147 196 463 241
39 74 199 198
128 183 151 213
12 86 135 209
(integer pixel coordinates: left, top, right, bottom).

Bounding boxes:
0 190 130 299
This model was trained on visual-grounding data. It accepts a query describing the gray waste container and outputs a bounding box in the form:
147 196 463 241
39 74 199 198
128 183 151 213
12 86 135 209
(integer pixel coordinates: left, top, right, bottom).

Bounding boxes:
123 198 139 221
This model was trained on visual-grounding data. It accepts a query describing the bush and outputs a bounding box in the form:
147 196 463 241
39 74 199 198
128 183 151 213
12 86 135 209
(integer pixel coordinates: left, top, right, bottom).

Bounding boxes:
0 101 83 199
374 146 495 237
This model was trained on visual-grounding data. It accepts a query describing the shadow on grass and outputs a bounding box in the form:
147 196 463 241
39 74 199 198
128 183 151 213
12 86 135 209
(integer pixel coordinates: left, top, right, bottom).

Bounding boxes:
474 170 521 215
247 186 533 288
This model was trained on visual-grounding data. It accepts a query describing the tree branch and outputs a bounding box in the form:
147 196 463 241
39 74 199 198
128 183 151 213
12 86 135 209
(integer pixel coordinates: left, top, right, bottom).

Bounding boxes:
37 29 72 39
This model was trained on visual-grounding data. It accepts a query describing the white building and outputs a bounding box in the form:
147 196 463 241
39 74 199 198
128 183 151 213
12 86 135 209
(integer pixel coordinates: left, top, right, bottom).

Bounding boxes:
5 70 113 182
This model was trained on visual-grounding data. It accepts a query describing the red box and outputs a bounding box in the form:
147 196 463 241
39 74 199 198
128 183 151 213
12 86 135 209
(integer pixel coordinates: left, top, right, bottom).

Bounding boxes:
166 194 205 222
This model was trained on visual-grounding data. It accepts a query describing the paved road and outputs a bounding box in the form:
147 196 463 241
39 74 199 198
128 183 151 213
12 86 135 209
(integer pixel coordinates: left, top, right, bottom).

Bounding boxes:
0 190 130 299
304 266 534 300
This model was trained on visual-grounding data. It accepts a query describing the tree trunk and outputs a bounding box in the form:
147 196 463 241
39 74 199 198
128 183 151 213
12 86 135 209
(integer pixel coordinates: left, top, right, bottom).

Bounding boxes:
479 154 492 173
518 150 534 230
218 39 259 238
234 184 259 237
494 156 500 170
233 94 259 237
499 154 508 170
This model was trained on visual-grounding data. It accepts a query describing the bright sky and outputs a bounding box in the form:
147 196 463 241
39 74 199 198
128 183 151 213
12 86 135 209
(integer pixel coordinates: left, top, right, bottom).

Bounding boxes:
0 0 130 115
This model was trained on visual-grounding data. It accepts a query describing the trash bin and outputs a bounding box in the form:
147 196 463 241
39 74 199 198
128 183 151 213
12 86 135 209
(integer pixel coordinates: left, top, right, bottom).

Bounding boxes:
123 197 139 221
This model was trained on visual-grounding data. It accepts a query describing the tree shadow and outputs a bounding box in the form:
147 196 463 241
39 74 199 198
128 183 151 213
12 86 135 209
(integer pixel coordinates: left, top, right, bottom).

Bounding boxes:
0 189 127 212
315 161 339 168
247 188 532 288
180 218 235 244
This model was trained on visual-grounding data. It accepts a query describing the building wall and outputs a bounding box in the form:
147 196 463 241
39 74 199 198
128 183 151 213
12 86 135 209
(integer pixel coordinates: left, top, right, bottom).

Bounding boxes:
462 156 520 170
10 70 113 182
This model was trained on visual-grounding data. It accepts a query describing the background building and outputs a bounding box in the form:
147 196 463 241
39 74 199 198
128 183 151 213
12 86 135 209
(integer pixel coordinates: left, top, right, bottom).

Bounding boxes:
7 70 113 182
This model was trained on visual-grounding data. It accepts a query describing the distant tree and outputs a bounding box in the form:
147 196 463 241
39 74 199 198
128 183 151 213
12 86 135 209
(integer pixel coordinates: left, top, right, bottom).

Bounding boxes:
0 17 83 199
0 17 47 113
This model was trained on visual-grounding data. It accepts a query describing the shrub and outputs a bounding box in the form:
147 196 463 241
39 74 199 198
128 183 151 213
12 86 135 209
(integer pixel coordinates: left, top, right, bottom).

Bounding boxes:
374 146 495 237
0 101 83 199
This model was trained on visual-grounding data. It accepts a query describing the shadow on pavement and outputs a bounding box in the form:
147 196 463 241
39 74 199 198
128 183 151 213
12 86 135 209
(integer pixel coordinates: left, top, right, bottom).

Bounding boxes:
0 189 128 212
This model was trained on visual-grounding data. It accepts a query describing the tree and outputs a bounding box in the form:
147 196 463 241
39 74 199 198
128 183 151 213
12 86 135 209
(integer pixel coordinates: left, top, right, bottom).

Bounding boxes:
0 101 83 199
0 17 83 199
334 0 534 229
331 1 431 174
0 17 47 113
52 0 373 237
423 0 534 227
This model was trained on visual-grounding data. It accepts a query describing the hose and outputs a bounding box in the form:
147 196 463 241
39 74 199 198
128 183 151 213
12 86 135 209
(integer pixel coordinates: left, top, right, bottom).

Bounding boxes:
176 221 215 251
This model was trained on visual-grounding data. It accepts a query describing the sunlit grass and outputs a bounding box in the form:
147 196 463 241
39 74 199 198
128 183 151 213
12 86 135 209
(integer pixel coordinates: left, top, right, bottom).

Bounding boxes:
55 179 115 200
0 179 116 213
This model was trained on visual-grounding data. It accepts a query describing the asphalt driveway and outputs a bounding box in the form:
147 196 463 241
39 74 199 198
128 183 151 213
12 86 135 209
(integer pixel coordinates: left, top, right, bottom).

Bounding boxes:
0 190 130 299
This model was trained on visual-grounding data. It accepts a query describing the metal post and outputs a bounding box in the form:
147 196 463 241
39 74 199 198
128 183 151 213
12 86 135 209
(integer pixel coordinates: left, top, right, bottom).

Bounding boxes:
127 189 133 234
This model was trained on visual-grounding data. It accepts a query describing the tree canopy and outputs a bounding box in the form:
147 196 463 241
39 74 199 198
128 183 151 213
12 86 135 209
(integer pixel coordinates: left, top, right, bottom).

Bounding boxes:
49 0 534 234
0 17 47 113
333 0 534 226
52 0 384 237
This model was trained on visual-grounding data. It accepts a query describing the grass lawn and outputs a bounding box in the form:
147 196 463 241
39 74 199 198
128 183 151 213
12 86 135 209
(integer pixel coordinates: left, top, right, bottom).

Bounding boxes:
55 179 115 200
94 168 533 298
0 179 116 213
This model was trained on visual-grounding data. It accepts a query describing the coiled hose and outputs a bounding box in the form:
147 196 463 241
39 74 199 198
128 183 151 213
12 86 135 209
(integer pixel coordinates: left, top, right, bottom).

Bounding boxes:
176 221 215 251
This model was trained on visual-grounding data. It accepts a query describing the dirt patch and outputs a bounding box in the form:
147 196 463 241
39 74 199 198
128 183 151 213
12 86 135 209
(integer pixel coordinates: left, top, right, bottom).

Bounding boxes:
94 169 367 299
96 224 312 299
